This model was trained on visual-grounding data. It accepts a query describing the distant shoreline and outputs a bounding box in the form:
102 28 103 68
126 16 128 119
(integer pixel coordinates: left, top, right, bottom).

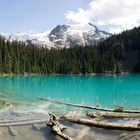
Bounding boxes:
0 72 132 77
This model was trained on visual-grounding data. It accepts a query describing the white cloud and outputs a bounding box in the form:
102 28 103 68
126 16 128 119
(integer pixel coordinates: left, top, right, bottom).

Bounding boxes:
65 0 140 33
109 28 123 34
65 8 91 24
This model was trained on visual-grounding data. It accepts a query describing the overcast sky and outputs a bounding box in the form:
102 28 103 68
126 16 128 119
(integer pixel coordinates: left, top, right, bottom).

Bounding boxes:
0 0 140 33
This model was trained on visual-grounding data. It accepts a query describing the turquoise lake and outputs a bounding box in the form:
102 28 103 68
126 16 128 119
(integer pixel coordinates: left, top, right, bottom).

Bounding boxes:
0 74 140 112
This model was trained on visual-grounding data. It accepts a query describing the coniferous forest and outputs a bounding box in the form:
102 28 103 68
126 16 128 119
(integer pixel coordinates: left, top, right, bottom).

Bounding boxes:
0 26 140 74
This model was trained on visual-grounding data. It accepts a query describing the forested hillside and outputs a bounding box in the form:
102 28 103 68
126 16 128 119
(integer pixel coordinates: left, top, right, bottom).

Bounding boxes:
98 26 140 72
0 26 140 74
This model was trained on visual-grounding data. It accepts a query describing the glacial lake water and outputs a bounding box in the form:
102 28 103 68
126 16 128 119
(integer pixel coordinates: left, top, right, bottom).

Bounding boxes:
0 74 140 113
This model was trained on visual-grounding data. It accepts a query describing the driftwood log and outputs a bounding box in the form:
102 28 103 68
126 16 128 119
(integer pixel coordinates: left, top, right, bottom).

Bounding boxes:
60 114 140 131
38 98 140 113
86 111 140 118
46 112 73 140
0 118 47 126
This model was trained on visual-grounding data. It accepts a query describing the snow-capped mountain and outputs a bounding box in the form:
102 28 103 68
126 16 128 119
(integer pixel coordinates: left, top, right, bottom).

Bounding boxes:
1 23 111 49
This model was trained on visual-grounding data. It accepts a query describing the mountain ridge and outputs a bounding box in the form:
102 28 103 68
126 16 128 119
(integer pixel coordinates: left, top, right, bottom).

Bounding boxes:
1 23 111 49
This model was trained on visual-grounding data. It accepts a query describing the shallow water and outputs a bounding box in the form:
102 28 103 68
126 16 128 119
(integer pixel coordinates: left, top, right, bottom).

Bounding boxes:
0 74 140 140
0 121 139 140
0 74 140 111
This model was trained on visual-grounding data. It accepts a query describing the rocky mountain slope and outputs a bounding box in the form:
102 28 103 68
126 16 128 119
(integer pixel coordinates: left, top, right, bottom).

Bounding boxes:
2 23 111 49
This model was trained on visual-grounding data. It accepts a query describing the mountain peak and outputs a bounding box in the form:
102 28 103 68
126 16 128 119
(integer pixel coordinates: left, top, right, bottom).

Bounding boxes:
1 23 111 48
88 22 99 33
49 24 70 36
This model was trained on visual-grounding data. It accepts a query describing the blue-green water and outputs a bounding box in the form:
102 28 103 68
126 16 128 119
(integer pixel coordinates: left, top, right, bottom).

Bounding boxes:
0 74 140 110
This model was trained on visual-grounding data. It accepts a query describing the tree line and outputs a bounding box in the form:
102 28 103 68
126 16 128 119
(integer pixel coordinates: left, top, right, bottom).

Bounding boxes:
0 26 140 74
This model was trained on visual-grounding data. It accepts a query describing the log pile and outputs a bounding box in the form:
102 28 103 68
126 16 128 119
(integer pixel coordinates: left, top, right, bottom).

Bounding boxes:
38 98 140 131
0 97 139 139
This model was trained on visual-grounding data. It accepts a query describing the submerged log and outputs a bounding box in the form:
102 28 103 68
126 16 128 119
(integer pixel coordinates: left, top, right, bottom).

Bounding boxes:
0 116 47 123
46 112 73 140
60 114 140 131
86 111 140 118
38 98 140 113
117 132 140 140
0 118 47 126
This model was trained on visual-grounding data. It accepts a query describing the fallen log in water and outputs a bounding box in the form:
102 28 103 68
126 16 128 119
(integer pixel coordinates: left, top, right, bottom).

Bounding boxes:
86 111 140 118
0 118 47 126
46 112 73 140
60 114 140 131
0 116 47 124
38 98 140 113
